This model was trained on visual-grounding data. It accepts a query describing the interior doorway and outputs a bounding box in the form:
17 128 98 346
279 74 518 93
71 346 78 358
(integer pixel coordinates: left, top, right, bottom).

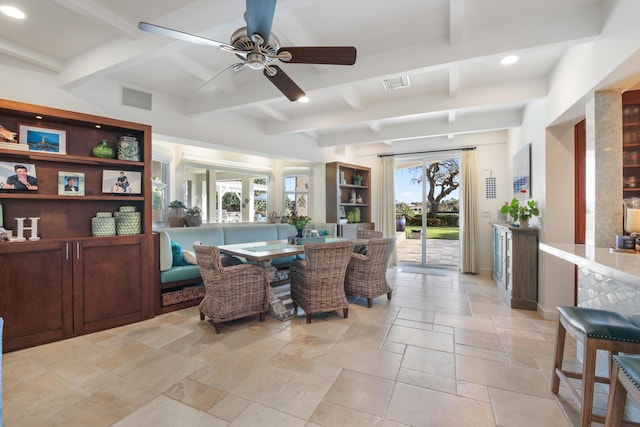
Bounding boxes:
394 154 460 269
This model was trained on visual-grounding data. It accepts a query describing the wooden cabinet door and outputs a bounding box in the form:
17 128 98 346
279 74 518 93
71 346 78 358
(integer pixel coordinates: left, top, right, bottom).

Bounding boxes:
0 240 72 352
73 235 151 334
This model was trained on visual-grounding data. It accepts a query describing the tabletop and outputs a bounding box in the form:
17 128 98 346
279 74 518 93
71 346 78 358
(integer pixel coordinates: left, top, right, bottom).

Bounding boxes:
217 238 368 262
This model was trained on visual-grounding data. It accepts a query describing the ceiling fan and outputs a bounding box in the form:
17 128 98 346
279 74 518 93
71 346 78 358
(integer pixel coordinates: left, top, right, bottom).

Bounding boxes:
138 0 357 101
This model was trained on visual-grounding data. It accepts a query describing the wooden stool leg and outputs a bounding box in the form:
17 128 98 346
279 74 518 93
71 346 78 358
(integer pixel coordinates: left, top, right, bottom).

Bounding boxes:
551 318 567 394
581 338 598 427
606 363 627 427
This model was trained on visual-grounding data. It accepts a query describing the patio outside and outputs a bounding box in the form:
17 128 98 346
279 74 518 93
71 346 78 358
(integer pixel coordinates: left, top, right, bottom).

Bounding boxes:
395 231 459 267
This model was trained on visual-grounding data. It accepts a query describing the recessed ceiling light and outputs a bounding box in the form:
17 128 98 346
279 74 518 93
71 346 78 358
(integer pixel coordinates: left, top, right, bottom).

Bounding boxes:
297 96 309 103
0 5 26 19
500 55 519 66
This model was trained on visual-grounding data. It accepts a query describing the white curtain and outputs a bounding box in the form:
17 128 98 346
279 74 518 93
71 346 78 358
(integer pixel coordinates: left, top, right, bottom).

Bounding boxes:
460 149 478 273
378 156 397 265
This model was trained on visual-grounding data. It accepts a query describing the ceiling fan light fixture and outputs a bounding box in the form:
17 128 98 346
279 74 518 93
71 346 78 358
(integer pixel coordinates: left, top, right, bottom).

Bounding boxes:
297 96 309 103
0 5 25 19
382 75 410 91
500 55 519 66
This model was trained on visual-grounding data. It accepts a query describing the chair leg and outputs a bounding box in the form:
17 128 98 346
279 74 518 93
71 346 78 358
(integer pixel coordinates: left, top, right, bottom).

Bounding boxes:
212 321 221 334
199 311 205 321
343 307 349 319
367 298 373 308
551 318 567 394
580 338 598 427
606 364 627 427
259 312 266 322
306 313 312 324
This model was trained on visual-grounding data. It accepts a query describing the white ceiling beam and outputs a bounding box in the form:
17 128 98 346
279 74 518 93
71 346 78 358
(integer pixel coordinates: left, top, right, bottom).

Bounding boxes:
449 0 465 45
165 52 213 82
186 4 600 114
256 104 289 121
54 0 139 39
264 78 546 134
57 0 246 88
0 39 63 71
368 121 381 132
339 87 363 110
316 110 522 147
449 64 460 96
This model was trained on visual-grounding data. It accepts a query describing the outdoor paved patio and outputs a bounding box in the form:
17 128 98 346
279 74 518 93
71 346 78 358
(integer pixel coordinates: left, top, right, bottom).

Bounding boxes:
395 231 460 267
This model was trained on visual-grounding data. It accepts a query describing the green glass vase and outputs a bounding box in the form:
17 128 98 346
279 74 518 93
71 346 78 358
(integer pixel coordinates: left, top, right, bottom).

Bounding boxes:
92 140 116 159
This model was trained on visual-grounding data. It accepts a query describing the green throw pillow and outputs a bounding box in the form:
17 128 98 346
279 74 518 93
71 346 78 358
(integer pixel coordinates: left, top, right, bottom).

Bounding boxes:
171 240 187 266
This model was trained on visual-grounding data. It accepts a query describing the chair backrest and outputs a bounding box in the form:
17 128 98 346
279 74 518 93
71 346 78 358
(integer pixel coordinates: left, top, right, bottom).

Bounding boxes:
193 244 224 273
357 229 383 239
303 241 354 277
366 237 396 268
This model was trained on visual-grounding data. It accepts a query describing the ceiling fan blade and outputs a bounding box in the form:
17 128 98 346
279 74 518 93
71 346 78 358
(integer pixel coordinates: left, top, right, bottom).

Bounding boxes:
138 22 247 57
263 65 305 102
278 46 357 65
199 63 246 91
245 0 276 44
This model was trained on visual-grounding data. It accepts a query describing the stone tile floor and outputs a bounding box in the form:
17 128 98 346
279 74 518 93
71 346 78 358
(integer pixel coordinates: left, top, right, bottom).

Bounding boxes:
3 268 603 426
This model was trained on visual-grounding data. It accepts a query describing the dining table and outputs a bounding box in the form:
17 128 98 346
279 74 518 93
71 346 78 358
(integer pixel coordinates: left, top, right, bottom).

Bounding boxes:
217 237 368 320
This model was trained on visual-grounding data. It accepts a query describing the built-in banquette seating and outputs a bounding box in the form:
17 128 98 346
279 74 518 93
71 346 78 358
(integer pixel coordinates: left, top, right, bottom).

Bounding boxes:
155 223 298 314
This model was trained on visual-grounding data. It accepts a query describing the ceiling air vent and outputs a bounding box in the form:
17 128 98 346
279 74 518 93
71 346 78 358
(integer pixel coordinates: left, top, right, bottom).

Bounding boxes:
382 75 410 91
121 86 152 111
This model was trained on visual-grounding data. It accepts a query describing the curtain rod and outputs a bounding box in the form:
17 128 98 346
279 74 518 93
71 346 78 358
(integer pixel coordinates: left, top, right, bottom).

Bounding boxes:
378 146 476 158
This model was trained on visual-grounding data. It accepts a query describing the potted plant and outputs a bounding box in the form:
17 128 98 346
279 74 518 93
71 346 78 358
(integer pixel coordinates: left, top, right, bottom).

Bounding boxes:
500 197 540 227
396 204 415 232
167 200 186 227
353 172 363 186
288 212 312 236
186 206 202 227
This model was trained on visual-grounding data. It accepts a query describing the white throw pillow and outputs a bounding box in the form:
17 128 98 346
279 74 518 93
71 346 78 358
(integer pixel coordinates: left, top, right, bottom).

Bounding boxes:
182 249 198 265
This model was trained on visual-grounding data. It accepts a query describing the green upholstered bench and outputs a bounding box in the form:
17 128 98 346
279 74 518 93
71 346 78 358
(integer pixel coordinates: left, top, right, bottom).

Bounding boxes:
155 223 297 314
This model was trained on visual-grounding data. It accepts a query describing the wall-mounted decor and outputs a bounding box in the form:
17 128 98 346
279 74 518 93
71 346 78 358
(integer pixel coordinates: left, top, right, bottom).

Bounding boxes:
512 143 531 197
0 161 37 191
18 124 66 155
102 170 142 194
58 171 85 196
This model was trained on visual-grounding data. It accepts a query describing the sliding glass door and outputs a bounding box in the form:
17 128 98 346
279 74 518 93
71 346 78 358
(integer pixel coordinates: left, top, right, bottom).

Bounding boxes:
394 153 460 269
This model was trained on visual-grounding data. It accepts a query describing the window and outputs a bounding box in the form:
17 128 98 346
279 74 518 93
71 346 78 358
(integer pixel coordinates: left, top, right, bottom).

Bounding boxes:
284 175 309 216
184 162 271 223
151 160 168 224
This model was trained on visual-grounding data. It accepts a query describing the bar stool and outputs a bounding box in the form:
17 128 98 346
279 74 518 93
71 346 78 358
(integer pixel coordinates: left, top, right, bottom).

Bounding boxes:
605 354 640 427
551 306 640 427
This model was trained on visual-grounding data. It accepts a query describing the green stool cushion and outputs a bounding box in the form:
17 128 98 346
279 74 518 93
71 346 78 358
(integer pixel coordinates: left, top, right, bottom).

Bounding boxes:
558 306 640 342
613 354 640 390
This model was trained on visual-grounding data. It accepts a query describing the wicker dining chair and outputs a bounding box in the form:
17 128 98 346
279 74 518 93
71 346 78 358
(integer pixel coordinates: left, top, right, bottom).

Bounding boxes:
356 229 383 239
344 237 396 307
194 244 270 333
290 241 354 323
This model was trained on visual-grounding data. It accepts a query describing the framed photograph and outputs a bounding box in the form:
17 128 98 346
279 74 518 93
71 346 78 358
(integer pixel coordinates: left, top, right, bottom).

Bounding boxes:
0 161 38 191
102 169 142 194
19 124 67 155
58 171 85 196
339 206 346 218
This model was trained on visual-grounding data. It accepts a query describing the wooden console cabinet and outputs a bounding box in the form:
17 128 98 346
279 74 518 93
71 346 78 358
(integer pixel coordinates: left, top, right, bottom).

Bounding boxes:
0 99 153 352
326 162 374 236
491 223 538 310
